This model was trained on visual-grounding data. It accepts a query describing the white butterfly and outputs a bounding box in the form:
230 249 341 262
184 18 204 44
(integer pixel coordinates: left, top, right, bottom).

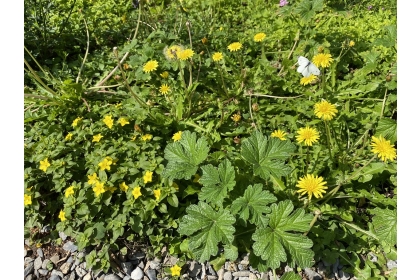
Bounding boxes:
297 56 320 77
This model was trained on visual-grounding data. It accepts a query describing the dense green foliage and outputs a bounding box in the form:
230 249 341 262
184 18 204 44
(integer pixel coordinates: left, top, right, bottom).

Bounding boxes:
24 0 397 278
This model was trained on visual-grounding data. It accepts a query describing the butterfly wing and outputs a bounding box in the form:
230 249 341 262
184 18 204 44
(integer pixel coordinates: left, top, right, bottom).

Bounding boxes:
308 63 320 76
297 56 311 77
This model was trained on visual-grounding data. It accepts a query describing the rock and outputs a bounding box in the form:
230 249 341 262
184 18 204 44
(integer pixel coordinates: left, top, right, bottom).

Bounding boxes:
39 269 49 276
80 262 87 269
260 272 268 280
69 271 76 280
123 277 131 280
59 232 68 241
60 262 72 274
225 262 237 272
63 241 78 253
249 273 257 280
149 260 161 270
238 277 249 280
128 251 145 261
207 276 218 280
52 269 65 279
35 257 43 270
284 265 293 273
131 267 144 280
37 248 44 259
268 271 275 280
233 271 250 277
76 266 87 277
34 269 39 279
49 275 61 280
338 270 351 280
67 256 73 263
117 271 125 278
146 269 157 280
42 259 51 269
304 268 322 280
121 262 133 275
25 239 31 246
41 225 51 233
83 272 92 280
223 271 232 280
104 274 122 280
25 257 34 266
387 260 397 270
188 261 201 277
50 255 60 265
200 263 206 279
77 251 86 259
238 264 245 271
25 275 33 280
24 249 28 257
217 268 224 280
164 255 178 266
24 262 34 278
207 263 216 275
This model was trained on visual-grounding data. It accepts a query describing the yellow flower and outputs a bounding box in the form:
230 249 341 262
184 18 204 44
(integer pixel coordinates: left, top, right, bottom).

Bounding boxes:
179 49 194 60
65 186 75 198
58 210 66 222
106 186 117 193
93 134 103 143
312 53 333 68
212 52 223 62
159 84 170 94
164 45 183 60
131 135 137 141
314 100 338 121
98 158 113 171
153 189 161 200
170 264 182 276
296 126 320 146
160 71 169 78
88 173 99 185
118 118 130 126
370 135 397 162
143 171 153 184
143 60 159 73
254 33 266 42
132 186 142 200
142 134 153 141
296 174 328 200
228 42 242 52
271 130 287 140
103 115 114 129
65 133 73 141
231 113 241 122
201 37 208 44
349 40 355 47
300 74 317 86
39 158 51 172
172 131 182 142
119 182 129 192
93 182 106 197
72 117 82 128
24 194 32 206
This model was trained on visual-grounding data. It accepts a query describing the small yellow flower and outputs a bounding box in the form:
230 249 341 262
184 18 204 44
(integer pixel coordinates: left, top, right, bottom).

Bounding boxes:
160 71 169 79
231 113 241 122
36 243 42 248
212 52 223 62
98 158 113 171
300 74 317 86
172 131 182 142
314 100 338 121
93 182 106 197
106 186 117 193
93 134 103 143
370 135 397 162
64 186 75 198
118 118 130 126
153 189 161 200
296 174 328 200
58 210 66 222
143 60 159 73
24 194 32 206
131 135 137 141
228 42 242 52
119 182 129 192
141 134 153 141
103 115 114 129
179 49 194 60
254 32 266 42
271 130 287 140
312 53 333 68
71 117 82 128
201 37 208 44
170 264 182 276
39 158 51 172
296 126 320 146
88 173 99 185
132 186 142 200
65 133 73 141
159 84 171 94
164 45 183 60
143 171 153 184
349 40 355 47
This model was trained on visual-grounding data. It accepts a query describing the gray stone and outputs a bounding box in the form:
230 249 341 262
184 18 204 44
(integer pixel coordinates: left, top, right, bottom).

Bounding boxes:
207 276 218 280
63 241 78 253
146 269 157 280
201 263 207 279
238 264 245 271
238 277 249 280
223 271 232 280
80 262 87 269
249 273 257 280
387 260 397 270
149 260 161 270
260 272 268 280
128 251 145 261
83 272 92 280
268 271 275 280
69 271 77 280
117 271 125 278
338 270 351 280
49 275 61 280
42 259 51 269
67 256 73 263
41 225 51 233
52 269 65 278
24 249 28 257
37 248 44 258
34 256 43 270
304 268 322 280
233 271 250 277
63 276 70 280
39 269 49 276
24 262 34 278
104 274 122 280
77 251 86 259
217 268 224 280
189 261 201 277
207 263 217 275
76 266 87 277
131 266 144 280
25 275 33 280
60 262 72 275
59 232 68 241
25 239 31 246
34 269 39 279
284 265 293 273
25 257 34 265
121 262 133 275
50 255 60 265
123 277 131 280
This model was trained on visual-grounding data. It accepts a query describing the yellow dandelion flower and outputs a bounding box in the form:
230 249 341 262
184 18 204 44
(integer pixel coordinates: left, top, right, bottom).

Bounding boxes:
118 118 130 126
296 174 328 200
370 135 397 162
314 100 338 121
103 115 114 129
170 264 182 276
119 182 129 192
160 71 169 78
64 186 75 198
65 133 73 141
39 158 51 172
24 194 32 206
141 134 153 141
132 186 142 200
349 40 355 47
254 33 266 42
153 189 161 201
172 131 182 142
143 171 153 184
231 113 241 122
58 210 66 222
179 49 194 60
88 173 99 185
271 130 287 140
228 42 242 52
300 74 317 86
313 53 333 68
92 134 103 143
98 158 113 171
143 60 159 73
296 126 320 146
164 45 183 60
159 84 170 94
93 182 106 197
212 52 223 62
71 117 82 128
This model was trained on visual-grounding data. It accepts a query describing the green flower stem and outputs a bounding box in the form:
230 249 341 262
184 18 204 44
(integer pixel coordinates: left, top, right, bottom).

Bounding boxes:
304 146 310 174
324 120 333 159
261 45 266 60
303 209 321 236
321 68 326 94
216 62 228 96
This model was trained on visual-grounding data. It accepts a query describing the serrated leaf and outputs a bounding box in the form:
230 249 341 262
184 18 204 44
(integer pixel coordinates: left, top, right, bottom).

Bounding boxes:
178 202 235 262
231 184 277 227
162 131 209 180
199 159 236 206
223 243 238 261
280 272 302 280
370 208 396 246
376 118 397 143
252 200 314 270
241 131 295 180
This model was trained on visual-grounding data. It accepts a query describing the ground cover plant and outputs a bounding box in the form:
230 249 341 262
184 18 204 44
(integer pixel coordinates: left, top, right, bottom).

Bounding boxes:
24 0 397 279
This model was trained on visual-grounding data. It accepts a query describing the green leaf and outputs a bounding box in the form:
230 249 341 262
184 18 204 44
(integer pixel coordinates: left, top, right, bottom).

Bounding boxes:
370 208 397 246
162 131 210 180
167 194 179 207
94 222 106 240
178 202 236 262
252 200 314 270
241 131 295 180
376 118 397 143
279 272 302 280
223 243 238 261
210 255 226 271
199 159 236 206
231 184 277 227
